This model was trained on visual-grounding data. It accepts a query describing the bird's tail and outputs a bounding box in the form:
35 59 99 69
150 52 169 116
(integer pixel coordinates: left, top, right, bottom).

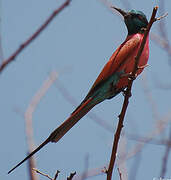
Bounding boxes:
49 97 95 143
8 97 95 174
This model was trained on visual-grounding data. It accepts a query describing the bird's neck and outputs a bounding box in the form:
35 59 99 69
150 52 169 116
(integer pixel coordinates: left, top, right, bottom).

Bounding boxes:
126 33 149 44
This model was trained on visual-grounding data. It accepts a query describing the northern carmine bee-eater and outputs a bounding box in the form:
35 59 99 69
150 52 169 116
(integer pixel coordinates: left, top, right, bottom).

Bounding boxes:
8 7 149 174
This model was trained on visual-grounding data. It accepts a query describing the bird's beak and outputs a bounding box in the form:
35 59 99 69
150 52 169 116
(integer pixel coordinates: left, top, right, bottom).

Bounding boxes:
111 6 128 18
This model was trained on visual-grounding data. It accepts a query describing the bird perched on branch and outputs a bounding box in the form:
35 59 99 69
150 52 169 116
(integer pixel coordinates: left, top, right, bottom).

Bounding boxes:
8 6 149 174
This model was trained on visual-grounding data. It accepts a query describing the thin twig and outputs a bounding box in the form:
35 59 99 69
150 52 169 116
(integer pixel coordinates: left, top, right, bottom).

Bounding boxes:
117 168 122 180
25 71 58 152
127 133 171 146
0 0 71 74
158 0 169 43
123 109 171 164
54 170 60 180
67 172 76 180
151 33 171 53
32 168 53 180
32 168 60 180
128 152 142 180
24 71 58 178
155 13 168 21
107 6 159 180
116 135 128 180
28 155 39 180
141 73 160 120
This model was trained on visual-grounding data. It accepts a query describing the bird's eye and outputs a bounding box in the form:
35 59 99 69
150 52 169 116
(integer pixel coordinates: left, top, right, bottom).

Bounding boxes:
137 15 144 21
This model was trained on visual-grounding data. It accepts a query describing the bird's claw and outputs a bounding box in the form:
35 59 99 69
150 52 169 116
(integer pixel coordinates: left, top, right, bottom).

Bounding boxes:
121 88 132 97
121 89 127 96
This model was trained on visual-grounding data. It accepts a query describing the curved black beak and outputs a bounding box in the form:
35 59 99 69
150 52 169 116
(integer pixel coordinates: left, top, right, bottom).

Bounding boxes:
111 6 128 18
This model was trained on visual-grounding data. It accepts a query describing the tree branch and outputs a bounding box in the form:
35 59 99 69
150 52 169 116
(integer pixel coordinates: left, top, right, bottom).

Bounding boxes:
107 6 159 180
67 172 76 180
0 0 71 74
32 168 60 180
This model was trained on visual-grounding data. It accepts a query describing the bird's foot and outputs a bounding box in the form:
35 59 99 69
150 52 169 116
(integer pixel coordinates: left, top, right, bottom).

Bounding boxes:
122 89 126 96
121 88 132 97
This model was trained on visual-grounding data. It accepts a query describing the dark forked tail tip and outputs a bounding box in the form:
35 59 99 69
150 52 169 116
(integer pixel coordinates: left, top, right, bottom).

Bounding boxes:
8 167 16 174
7 137 51 175
8 170 12 174
8 161 24 174
8 155 31 174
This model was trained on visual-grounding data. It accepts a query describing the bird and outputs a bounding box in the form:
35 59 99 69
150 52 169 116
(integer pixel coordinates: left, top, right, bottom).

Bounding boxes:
8 6 149 174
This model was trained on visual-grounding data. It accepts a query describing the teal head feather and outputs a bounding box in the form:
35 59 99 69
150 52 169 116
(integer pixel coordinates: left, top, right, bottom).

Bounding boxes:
125 10 148 35
112 7 148 35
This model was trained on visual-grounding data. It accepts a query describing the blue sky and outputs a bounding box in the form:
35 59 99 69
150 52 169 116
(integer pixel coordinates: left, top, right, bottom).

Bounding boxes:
1 0 171 180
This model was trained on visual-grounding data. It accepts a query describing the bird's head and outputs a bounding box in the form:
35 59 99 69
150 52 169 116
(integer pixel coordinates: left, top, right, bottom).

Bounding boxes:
112 7 148 35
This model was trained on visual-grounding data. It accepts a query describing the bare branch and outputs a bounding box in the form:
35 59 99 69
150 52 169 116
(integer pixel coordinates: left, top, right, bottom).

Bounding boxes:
128 151 142 180
54 170 60 180
28 155 39 180
141 73 160 120
32 169 60 180
127 133 171 146
117 168 122 180
155 13 168 22
0 0 71 74
124 109 171 162
67 172 76 180
107 6 159 180
24 71 58 177
25 71 58 151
